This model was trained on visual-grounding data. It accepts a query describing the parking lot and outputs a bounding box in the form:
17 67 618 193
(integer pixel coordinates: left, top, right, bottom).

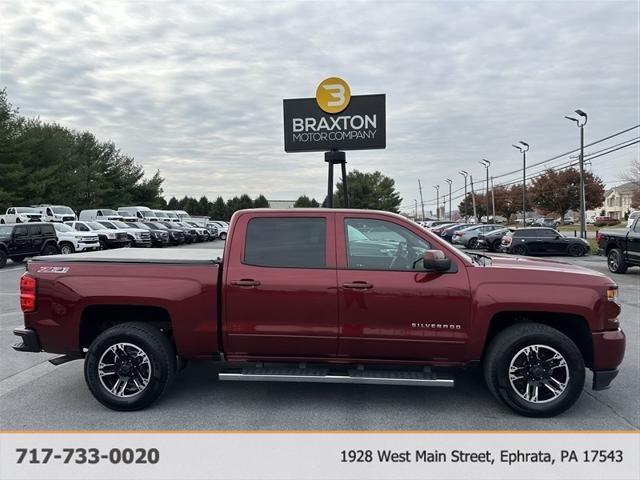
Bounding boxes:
0 243 638 431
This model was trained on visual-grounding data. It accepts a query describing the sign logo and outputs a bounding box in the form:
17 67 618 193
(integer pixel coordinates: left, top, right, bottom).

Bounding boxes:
316 77 351 114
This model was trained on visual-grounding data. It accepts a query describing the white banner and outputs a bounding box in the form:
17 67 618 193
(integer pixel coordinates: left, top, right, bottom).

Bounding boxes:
0 432 638 480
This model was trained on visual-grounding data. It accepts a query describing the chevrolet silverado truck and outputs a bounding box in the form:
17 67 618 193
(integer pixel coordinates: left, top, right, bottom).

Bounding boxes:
12 209 624 417
597 217 640 274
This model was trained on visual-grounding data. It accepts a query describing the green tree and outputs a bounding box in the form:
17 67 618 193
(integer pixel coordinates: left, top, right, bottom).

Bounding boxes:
294 195 320 207
210 196 227 220
333 170 401 212
253 194 269 208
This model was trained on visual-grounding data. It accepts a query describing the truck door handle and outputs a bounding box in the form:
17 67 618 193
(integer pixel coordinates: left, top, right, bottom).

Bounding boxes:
343 281 373 290
231 279 261 287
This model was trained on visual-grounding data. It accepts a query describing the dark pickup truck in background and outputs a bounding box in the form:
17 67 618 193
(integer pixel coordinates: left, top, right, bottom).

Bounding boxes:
12 209 625 417
597 217 640 273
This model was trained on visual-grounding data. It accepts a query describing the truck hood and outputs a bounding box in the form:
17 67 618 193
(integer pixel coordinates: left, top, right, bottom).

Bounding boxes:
486 254 610 280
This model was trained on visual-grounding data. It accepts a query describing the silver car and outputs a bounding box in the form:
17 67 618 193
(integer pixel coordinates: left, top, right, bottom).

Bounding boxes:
451 224 502 249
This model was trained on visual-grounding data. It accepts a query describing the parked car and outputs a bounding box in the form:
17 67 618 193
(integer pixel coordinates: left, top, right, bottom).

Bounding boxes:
153 210 172 222
208 220 228 240
172 222 199 243
501 228 590 256
424 220 454 228
626 211 639 229
1 207 43 224
173 210 191 221
184 221 213 241
594 216 620 227
118 206 158 222
13 209 624 417
597 217 640 274
535 218 559 228
125 221 170 247
203 223 219 239
556 216 575 225
97 220 152 248
34 205 77 222
478 228 514 252
428 223 456 236
451 224 502 249
0 223 58 267
440 223 474 243
66 221 130 249
163 211 181 222
52 222 100 255
79 209 124 222
142 221 185 245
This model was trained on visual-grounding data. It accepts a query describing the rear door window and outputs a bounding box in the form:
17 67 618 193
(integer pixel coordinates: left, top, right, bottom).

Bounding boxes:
27 225 41 236
244 217 326 268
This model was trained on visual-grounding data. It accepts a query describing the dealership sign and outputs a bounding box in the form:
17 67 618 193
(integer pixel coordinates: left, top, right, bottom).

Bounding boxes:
283 77 386 152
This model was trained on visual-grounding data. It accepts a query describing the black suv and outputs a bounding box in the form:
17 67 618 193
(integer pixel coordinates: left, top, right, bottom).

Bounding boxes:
0 223 59 268
500 227 590 257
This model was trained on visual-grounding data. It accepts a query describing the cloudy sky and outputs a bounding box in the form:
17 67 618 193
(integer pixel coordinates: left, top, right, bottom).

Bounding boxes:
1 0 638 213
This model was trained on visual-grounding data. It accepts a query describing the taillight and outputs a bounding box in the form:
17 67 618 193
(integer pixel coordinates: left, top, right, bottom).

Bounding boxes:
20 274 37 313
502 236 512 246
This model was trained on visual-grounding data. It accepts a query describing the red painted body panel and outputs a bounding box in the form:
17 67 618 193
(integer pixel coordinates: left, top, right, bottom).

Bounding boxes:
21 209 625 373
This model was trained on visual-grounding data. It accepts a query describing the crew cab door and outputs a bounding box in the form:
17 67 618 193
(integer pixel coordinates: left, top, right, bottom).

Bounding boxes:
223 212 338 357
335 214 471 362
11 225 30 255
627 219 640 264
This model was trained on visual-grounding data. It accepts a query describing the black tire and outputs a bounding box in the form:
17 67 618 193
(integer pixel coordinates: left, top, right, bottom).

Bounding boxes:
483 323 585 417
468 237 479 249
219 232 227 241
0 250 6 268
607 248 628 274
59 242 75 255
99 239 107 250
41 243 58 256
84 322 176 411
568 244 584 257
512 244 528 255
16 218 22 223
491 239 502 252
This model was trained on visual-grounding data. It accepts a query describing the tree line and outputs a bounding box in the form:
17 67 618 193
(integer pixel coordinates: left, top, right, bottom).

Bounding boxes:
0 89 166 213
457 168 606 221
166 194 269 221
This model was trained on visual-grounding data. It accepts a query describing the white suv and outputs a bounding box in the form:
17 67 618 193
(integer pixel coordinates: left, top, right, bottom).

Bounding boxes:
53 222 100 254
627 211 639 229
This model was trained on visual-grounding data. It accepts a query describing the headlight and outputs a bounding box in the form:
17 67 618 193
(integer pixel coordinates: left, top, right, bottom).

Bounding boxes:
607 286 619 304
107 233 116 239
135 232 142 239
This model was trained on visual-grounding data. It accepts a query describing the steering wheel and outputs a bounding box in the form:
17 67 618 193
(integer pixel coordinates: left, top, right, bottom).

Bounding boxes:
389 241 410 270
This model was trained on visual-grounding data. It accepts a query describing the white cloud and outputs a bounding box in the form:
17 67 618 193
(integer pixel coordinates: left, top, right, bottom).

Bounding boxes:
1 0 638 211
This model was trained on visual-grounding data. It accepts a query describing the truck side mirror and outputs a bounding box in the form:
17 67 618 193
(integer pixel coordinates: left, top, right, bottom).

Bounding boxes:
422 250 451 272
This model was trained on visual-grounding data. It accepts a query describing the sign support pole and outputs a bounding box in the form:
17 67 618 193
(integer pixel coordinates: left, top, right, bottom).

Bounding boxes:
324 150 348 208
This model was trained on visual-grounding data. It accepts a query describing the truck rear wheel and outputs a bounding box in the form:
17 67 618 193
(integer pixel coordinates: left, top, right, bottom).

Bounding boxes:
483 323 585 417
84 322 176 411
607 248 628 274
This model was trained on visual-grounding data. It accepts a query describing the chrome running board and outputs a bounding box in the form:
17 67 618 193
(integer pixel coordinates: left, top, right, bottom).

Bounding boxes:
218 367 454 387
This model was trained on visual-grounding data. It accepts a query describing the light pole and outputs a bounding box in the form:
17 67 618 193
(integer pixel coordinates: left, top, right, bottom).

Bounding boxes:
418 179 426 221
565 110 588 239
490 176 496 221
445 179 452 220
459 170 468 220
480 159 491 222
433 185 440 220
512 141 529 227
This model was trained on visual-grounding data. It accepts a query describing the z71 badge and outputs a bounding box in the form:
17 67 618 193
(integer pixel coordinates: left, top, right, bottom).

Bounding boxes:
36 266 69 274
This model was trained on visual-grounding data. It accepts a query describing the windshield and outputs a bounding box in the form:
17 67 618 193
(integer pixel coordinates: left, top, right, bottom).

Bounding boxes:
110 221 130 228
53 223 75 232
154 211 167 218
0 225 12 235
16 207 39 213
86 222 107 231
166 212 178 219
141 210 156 218
52 206 74 214
148 222 168 230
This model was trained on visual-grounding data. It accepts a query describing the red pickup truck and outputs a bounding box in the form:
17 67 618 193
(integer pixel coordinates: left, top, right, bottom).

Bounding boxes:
12 209 625 417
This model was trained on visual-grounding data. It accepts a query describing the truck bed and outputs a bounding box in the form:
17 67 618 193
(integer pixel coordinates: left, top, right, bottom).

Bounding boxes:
29 247 224 264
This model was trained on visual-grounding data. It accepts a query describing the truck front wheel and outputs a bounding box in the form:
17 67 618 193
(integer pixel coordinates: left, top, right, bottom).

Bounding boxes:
84 322 176 411
483 323 585 417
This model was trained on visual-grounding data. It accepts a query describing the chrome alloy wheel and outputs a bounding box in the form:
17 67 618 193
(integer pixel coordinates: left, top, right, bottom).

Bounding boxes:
98 343 152 398
508 344 570 403
608 251 620 271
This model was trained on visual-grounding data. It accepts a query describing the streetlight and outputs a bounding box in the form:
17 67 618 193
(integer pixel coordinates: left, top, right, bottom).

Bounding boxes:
445 179 452 220
512 141 530 227
479 159 491 222
433 185 440 220
565 109 588 239
458 170 468 220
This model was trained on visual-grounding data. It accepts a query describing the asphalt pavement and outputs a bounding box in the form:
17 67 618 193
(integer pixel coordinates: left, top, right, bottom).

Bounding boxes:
0 243 638 431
